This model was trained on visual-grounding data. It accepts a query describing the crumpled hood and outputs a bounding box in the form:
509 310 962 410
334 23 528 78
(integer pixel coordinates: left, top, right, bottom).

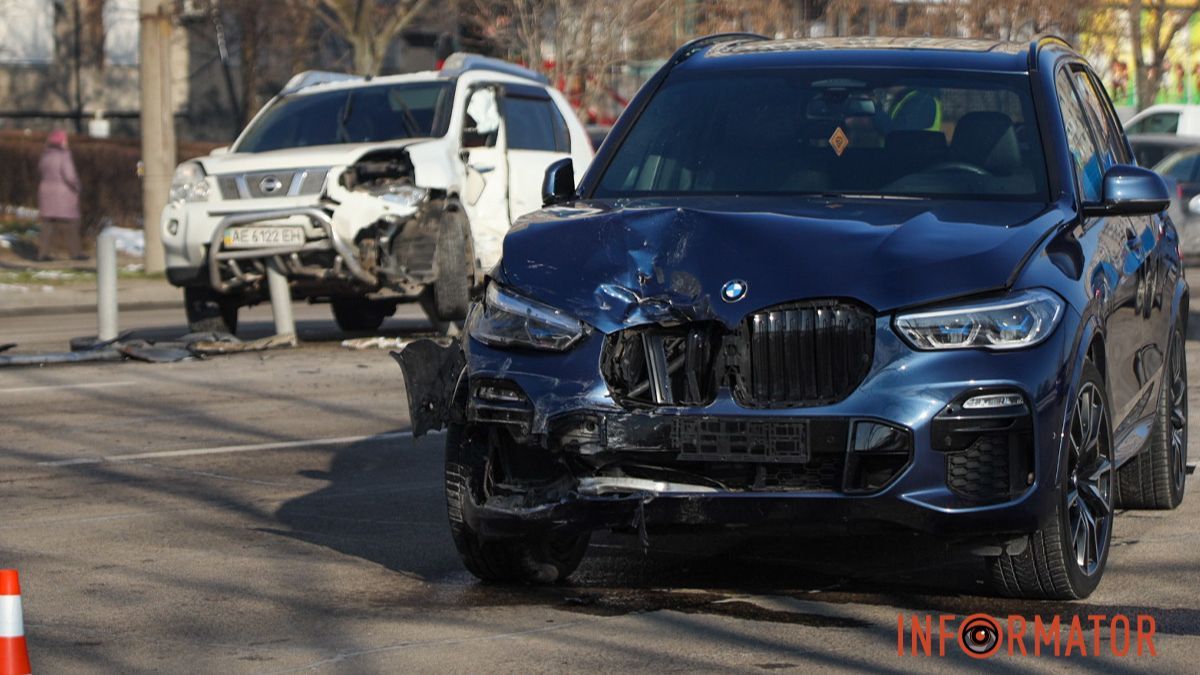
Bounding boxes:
500 198 1066 333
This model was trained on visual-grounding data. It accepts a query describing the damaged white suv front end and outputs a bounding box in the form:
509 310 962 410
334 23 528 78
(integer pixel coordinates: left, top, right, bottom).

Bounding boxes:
162 55 593 334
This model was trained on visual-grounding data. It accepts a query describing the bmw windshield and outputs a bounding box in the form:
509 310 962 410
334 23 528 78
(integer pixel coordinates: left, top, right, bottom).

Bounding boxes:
236 81 454 153
594 69 1049 201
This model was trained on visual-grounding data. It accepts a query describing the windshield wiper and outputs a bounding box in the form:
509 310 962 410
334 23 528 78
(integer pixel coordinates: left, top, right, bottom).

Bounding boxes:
805 192 925 201
336 93 355 143
391 95 422 138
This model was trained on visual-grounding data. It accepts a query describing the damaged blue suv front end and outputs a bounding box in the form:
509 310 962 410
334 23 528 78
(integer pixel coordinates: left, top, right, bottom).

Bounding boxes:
448 200 1073 541
398 36 1188 598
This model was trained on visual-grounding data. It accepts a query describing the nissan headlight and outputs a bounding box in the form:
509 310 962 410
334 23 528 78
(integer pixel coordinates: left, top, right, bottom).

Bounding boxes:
378 184 428 208
894 289 1064 351
169 161 210 203
467 283 587 351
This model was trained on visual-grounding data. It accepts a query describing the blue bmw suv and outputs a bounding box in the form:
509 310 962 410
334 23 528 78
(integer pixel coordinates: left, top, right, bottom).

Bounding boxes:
398 36 1189 599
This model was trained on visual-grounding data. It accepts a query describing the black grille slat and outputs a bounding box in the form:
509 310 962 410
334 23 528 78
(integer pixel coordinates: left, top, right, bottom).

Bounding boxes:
739 301 874 408
799 309 816 399
784 310 801 401
751 314 770 401
768 311 785 402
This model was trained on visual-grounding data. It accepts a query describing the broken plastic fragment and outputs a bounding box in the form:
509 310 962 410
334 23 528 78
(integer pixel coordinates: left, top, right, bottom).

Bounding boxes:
392 339 466 438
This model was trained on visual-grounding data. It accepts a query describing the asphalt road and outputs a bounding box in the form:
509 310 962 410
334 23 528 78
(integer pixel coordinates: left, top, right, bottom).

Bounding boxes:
1 300 1198 672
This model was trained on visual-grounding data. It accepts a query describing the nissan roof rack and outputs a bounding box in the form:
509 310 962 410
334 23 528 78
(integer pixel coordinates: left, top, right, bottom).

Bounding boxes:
439 52 549 85
281 70 363 95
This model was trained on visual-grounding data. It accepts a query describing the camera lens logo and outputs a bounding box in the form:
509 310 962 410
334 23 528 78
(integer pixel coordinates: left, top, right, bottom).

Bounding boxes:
721 279 748 303
958 614 1002 659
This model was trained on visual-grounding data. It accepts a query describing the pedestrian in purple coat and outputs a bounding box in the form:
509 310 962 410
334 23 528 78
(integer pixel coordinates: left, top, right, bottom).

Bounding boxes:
36 129 84 261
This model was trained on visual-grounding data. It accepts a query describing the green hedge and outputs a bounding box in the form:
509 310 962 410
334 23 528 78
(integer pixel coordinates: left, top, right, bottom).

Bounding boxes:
0 132 218 237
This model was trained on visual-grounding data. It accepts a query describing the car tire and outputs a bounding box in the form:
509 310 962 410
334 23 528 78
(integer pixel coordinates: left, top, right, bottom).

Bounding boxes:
989 360 1115 600
444 422 589 584
331 297 390 333
434 207 475 322
1116 324 1188 509
184 286 239 334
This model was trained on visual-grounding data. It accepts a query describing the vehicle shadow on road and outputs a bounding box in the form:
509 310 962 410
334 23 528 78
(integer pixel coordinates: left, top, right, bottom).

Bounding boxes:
268 439 1200 649
269 434 993 605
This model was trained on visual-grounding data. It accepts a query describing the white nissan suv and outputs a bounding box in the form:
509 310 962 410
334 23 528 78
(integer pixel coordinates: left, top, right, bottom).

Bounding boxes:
161 54 593 333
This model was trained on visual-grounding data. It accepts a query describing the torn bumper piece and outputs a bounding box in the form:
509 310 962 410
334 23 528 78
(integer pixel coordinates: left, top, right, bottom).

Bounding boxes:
461 408 1043 542
462 486 1044 542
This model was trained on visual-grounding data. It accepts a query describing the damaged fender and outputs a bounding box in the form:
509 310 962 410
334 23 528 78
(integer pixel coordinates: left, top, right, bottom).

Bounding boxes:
392 339 466 437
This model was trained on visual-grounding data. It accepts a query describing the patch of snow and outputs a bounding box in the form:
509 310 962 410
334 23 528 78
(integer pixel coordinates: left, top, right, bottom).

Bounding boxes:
105 227 144 257
32 270 79 281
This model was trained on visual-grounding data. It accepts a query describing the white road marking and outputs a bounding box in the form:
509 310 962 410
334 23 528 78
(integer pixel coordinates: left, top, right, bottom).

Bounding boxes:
0 381 138 395
38 430 443 467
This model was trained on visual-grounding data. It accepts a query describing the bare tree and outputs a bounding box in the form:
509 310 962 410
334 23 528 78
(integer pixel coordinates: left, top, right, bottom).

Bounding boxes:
465 0 671 121
314 0 436 75
1124 0 1200 109
823 0 1083 39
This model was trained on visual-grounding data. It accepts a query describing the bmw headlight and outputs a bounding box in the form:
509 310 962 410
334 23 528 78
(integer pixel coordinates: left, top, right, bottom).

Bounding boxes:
894 289 1064 351
169 161 209 203
467 283 588 351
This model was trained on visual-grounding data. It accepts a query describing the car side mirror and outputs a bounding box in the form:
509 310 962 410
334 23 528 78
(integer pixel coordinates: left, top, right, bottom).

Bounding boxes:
1189 194 1200 217
1083 164 1171 217
542 158 575 206
210 146 230 157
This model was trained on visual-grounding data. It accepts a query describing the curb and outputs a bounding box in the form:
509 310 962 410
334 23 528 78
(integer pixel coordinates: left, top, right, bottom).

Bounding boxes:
0 300 180 319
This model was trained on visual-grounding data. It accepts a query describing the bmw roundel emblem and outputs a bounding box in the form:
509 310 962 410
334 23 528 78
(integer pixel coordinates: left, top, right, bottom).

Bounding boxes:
721 279 748 303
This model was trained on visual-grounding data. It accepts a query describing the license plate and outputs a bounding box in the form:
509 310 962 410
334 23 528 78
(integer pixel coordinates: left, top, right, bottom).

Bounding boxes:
223 226 306 249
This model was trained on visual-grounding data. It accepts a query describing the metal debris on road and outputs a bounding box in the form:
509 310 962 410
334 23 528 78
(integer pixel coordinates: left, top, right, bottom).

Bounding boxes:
0 331 296 367
189 333 297 354
340 336 411 350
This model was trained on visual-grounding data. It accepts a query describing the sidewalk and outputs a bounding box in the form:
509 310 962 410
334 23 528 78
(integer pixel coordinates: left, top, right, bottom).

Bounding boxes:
0 275 181 317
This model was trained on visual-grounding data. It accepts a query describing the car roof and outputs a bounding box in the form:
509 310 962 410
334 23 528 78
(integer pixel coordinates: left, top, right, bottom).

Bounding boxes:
1128 133 1200 147
280 53 548 97
678 35 1066 74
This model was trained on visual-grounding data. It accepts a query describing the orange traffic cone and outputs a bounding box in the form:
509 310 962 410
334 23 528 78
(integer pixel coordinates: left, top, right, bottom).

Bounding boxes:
0 570 30 675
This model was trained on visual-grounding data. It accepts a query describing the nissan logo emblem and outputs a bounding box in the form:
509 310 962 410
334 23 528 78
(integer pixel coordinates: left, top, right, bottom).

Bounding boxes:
260 176 284 194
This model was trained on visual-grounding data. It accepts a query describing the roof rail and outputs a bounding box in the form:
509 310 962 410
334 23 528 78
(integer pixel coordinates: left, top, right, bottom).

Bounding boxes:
1027 35 1074 71
281 70 362 95
440 52 550 85
669 32 769 66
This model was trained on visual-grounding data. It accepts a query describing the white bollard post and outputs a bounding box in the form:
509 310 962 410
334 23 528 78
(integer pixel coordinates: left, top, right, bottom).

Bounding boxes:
266 258 295 336
96 228 118 341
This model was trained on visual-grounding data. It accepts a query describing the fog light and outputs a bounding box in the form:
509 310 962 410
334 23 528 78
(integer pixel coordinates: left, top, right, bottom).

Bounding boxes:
167 219 179 236
476 383 524 403
962 393 1025 410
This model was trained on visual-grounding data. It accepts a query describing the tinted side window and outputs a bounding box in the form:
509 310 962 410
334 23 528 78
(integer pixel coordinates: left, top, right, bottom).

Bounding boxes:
503 95 570 152
1072 68 1129 164
1129 112 1180 134
1056 69 1104 202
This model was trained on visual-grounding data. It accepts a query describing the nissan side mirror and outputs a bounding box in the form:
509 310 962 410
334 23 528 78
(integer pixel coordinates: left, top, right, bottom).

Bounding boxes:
1083 164 1171 217
542 158 575 206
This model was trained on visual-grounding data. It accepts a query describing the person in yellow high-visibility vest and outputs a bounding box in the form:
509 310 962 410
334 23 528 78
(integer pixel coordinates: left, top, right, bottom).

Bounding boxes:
889 88 943 132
